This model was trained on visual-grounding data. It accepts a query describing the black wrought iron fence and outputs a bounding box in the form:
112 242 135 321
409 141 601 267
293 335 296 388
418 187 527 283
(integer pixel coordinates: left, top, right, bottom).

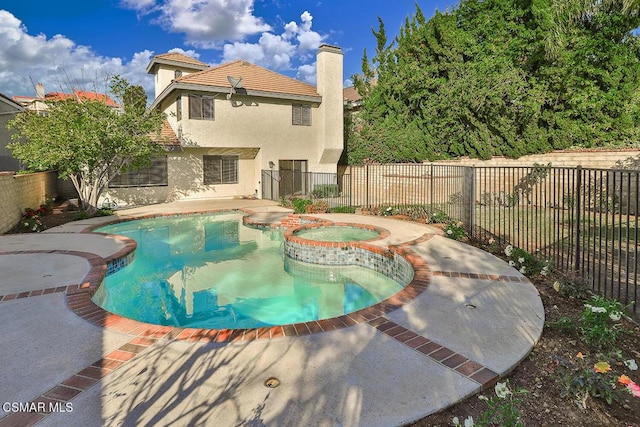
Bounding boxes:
262 164 639 316
261 170 352 207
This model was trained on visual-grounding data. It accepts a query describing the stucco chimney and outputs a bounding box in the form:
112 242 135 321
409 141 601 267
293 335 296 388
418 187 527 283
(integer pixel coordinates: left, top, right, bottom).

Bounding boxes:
315 44 344 169
35 83 45 99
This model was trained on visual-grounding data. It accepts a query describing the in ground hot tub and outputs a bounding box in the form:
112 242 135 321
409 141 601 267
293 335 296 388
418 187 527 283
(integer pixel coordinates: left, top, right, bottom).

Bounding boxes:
292 224 382 242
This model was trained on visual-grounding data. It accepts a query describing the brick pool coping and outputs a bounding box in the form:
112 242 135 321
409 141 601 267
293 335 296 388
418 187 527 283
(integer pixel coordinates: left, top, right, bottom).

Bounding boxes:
65 209 435 343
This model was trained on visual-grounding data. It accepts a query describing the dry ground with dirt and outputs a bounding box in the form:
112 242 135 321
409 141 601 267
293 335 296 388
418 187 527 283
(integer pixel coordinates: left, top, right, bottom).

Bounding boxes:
5 204 640 426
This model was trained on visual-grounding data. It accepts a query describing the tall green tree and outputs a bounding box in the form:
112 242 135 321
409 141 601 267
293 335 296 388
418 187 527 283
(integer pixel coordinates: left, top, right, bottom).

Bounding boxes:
348 0 640 164
8 76 165 212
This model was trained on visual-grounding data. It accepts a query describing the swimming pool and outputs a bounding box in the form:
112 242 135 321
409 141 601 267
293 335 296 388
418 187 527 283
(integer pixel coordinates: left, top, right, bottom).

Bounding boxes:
93 212 406 329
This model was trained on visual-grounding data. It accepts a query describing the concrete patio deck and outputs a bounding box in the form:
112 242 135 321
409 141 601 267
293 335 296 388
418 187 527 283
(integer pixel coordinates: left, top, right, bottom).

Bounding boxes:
0 199 544 427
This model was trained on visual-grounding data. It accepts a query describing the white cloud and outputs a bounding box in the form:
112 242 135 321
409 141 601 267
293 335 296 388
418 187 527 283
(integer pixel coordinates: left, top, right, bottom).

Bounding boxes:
0 10 154 100
119 0 157 11
222 10 325 73
167 47 202 60
296 63 316 85
123 0 271 47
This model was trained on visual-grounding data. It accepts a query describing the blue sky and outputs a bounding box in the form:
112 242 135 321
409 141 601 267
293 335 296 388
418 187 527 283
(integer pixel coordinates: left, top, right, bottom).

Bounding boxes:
0 0 456 100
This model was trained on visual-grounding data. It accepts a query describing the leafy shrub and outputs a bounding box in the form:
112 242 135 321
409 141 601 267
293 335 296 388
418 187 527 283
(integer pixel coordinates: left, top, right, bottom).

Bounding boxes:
429 210 449 223
74 210 91 220
305 200 329 213
311 184 339 198
552 276 590 299
551 351 639 409
96 208 115 216
503 245 546 276
444 221 467 240
292 198 313 214
375 204 449 222
329 206 357 213
579 296 624 348
20 208 44 232
547 316 576 332
454 381 527 427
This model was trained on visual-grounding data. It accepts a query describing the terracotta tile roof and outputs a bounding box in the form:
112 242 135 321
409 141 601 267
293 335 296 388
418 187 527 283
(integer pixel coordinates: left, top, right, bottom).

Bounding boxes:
146 52 209 74
73 91 118 107
44 92 74 101
176 60 320 98
343 86 361 103
155 52 208 67
150 119 180 147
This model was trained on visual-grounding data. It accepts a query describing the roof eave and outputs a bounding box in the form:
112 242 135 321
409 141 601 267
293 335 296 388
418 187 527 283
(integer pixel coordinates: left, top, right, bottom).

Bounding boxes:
150 82 322 109
146 58 209 74
0 93 25 111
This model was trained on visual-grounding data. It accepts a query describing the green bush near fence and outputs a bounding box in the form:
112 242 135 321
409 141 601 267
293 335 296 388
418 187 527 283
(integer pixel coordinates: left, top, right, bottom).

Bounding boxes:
328 206 357 213
312 184 340 198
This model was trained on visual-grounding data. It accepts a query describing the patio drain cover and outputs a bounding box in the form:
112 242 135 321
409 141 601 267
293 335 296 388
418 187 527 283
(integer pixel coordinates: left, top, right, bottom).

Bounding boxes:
264 377 280 388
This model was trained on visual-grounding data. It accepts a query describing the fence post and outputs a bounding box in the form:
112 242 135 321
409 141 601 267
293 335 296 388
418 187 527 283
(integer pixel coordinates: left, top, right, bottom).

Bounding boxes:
365 164 369 208
469 166 476 237
461 166 475 228
430 163 434 206
575 166 582 273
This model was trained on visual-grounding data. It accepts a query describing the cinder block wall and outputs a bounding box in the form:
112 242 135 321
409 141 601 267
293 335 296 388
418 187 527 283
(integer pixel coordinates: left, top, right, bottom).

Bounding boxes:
0 171 58 234
425 149 640 169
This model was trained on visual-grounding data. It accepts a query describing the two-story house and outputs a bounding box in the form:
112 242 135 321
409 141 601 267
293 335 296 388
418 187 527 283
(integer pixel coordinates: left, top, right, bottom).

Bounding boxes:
104 44 344 206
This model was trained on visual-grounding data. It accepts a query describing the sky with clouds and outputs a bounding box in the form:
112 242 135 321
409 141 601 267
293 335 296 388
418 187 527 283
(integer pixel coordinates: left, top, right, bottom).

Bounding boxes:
0 0 454 101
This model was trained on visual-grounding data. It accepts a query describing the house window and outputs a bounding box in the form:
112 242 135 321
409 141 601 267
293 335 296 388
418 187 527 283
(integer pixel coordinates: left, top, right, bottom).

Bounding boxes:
203 155 238 185
174 70 182 79
189 94 214 120
176 96 182 121
109 156 168 188
292 104 311 126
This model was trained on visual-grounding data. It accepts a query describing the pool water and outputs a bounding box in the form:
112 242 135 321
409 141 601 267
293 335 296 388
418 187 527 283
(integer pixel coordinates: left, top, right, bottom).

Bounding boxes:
294 226 380 242
94 212 404 329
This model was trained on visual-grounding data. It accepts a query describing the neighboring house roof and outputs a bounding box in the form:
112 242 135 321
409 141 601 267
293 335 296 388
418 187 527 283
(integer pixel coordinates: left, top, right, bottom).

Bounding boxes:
343 86 361 104
146 52 209 74
44 90 118 107
44 91 74 101
151 59 321 109
12 95 39 103
150 119 181 149
14 90 117 109
73 90 118 107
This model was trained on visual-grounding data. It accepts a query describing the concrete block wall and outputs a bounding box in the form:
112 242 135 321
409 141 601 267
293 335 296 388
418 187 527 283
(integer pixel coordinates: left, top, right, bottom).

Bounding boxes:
426 149 640 169
0 171 58 234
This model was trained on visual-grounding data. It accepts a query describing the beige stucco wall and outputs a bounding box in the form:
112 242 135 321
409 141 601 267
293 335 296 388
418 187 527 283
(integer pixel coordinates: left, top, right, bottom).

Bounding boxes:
316 45 344 167
164 94 339 175
154 67 199 100
102 148 258 207
0 171 58 234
